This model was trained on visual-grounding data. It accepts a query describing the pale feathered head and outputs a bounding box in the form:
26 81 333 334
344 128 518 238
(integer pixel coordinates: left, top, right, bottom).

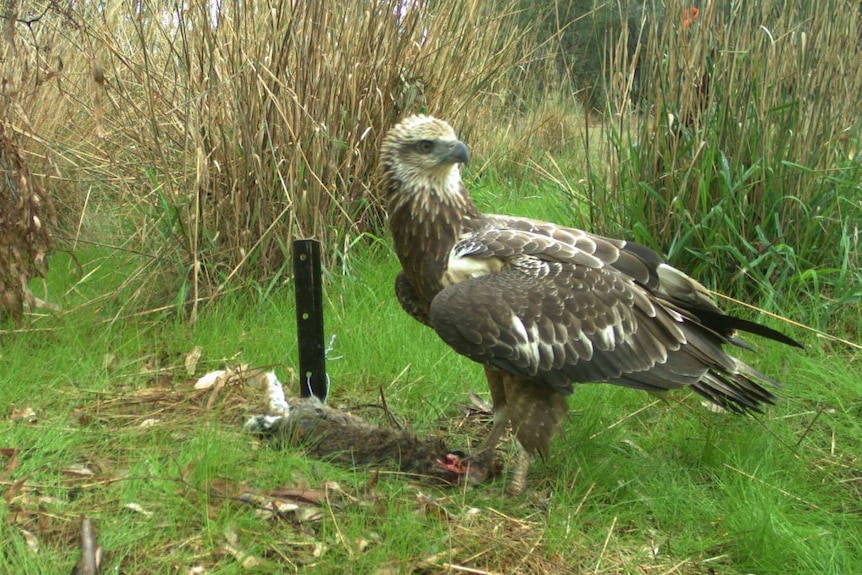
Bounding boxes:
381 115 469 195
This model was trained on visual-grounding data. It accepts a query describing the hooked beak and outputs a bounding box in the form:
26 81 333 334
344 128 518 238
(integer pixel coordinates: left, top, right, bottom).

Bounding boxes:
441 140 469 165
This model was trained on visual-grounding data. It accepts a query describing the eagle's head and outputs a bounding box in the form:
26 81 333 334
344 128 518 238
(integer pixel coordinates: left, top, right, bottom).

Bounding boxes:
381 115 470 199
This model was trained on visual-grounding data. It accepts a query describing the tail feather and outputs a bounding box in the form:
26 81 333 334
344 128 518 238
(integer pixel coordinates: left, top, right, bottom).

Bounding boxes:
695 309 802 349
693 360 781 414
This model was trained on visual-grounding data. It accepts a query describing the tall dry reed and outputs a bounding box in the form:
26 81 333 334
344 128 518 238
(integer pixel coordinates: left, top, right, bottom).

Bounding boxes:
590 0 861 325
5 0 525 317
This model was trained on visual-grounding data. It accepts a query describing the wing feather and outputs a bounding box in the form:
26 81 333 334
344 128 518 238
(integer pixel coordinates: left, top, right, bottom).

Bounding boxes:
430 220 783 409
430 263 683 394
465 215 800 349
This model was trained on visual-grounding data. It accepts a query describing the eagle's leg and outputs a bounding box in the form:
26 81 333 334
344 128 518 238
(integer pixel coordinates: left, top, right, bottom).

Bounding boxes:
479 365 509 452
472 368 569 493
507 442 532 495
503 373 569 493
460 366 510 478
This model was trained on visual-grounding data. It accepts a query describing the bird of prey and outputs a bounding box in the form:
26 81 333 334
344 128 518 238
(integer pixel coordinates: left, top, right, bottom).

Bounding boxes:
380 114 799 494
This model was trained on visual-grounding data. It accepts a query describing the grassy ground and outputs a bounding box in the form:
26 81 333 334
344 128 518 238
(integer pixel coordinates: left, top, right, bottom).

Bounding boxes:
1 2 859 573
2 187 861 575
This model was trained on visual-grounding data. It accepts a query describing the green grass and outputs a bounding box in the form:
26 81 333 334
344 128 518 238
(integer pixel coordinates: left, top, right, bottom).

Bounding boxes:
2 188 862 574
3 1 859 572
582 0 862 332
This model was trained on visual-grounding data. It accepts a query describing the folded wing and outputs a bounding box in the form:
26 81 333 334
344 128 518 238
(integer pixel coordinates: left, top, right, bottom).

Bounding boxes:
429 217 788 412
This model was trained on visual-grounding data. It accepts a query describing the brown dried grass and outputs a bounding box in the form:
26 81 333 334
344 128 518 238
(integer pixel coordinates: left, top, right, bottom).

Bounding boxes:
586 0 862 317
603 0 862 231
0 0 528 316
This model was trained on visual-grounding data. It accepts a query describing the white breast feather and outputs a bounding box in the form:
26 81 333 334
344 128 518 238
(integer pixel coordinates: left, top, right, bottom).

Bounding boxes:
443 251 503 286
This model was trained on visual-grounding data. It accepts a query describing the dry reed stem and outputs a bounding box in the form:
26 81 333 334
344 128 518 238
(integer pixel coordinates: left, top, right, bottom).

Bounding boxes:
2 0 528 313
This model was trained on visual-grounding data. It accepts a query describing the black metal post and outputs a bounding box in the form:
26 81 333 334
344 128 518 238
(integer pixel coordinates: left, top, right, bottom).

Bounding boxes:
293 239 328 400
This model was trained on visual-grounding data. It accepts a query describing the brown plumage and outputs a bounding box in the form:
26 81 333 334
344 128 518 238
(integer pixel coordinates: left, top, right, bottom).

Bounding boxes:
381 114 799 494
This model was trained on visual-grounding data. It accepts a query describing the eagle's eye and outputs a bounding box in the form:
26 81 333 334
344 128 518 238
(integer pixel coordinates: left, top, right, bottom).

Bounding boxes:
415 140 434 153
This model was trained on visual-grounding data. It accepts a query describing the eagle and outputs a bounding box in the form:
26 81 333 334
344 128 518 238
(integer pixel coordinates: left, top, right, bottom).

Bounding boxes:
380 114 799 494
